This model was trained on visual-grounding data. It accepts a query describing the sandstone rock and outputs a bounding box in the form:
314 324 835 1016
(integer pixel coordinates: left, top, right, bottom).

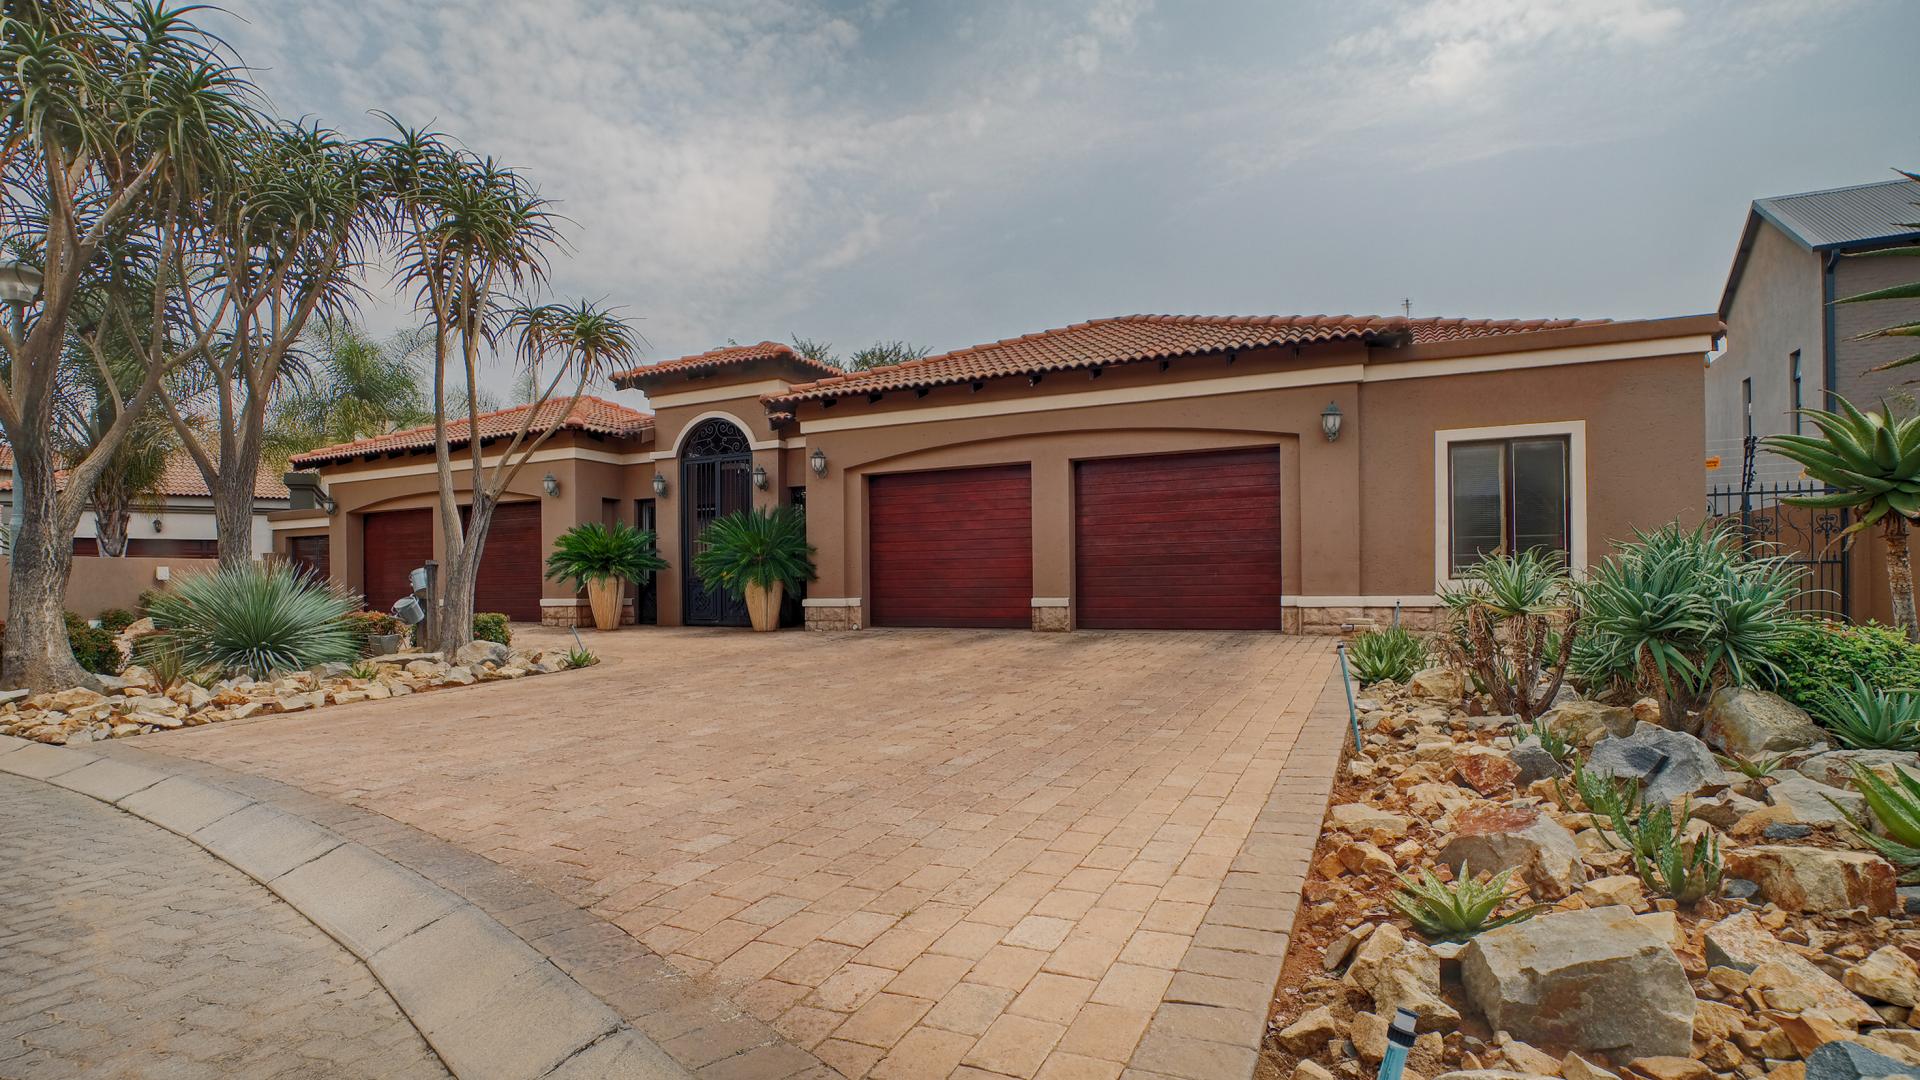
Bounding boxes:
1328 803 1412 840
1701 687 1826 757
1409 666 1465 702
453 639 511 668
1292 1062 1337 1080
45 687 103 711
403 660 440 676
126 711 181 730
1723 845 1897 916
1345 922 1405 990
1433 1073 1556 1080
1585 725 1730 804
1805 1041 1919 1080
1627 1058 1709 1080
1277 1004 1339 1053
1766 772 1866 827
1843 946 1920 1007
1561 1054 1621 1080
1543 699 1637 746
1692 790 1768 829
1496 1037 1560 1076
1455 746 1520 795
439 666 477 686
1408 783 1474 818
1350 1011 1389 1064
1370 940 1459 1030
1692 998 1747 1042
1438 803 1582 899
1579 874 1647 911
1323 923 1375 971
1460 906 1695 1059
1337 840 1397 877
1796 749 1920 791
1701 911 1878 1026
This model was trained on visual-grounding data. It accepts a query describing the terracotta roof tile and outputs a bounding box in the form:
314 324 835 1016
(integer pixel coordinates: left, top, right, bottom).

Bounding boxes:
0 447 288 499
612 340 843 385
763 314 1605 405
289 396 653 466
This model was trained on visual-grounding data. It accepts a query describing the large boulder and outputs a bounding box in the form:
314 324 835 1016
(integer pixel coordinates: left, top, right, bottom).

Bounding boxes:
1702 911 1878 1026
1765 772 1867 827
1796 749 1920 791
1408 666 1465 702
1459 906 1695 1060
453 640 512 667
1437 804 1581 899
1699 687 1826 757
1585 726 1731 805
1723 845 1897 915
1540 699 1636 747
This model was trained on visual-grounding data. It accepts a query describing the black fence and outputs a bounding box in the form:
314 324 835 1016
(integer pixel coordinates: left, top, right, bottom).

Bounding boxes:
1706 481 1851 618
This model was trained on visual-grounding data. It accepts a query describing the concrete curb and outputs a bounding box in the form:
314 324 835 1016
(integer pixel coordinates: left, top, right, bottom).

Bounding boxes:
0 733 691 1080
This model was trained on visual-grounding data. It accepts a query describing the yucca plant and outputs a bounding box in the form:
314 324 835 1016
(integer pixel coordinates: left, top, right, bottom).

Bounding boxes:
1390 866 1545 942
143 563 361 680
1812 675 1920 751
135 633 192 693
1347 626 1426 685
546 522 668 630
693 507 815 632
1763 395 1920 638
1437 549 1577 722
1835 761 1920 882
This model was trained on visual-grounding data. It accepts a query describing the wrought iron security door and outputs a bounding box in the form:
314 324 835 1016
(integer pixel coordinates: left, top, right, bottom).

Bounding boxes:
681 419 753 626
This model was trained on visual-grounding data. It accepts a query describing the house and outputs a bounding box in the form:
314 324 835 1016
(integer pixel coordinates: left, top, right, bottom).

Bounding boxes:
1707 177 1920 624
0 447 291 558
275 312 1717 633
1708 177 1920 485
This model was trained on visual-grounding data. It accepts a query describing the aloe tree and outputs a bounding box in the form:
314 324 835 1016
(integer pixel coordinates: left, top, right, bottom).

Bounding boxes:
1763 396 1920 637
0 2 257 688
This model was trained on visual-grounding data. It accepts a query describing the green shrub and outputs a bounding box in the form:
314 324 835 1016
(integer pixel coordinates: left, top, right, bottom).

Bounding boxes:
1574 522 1799 728
693 507 815 597
144 562 360 679
1810 675 1920 751
1767 619 1920 714
545 522 668 589
135 588 166 617
341 610 407 655
97 608 138 635
472 612 511 645
1390 866 1544 942
1347 626 1426 685
64 613 121 675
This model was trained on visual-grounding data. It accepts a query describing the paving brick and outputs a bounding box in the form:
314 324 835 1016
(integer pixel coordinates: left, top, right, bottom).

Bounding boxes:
962 1012 1066 1077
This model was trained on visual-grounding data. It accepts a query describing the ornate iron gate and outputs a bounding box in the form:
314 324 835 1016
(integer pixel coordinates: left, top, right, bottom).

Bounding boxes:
1706 479 1851 618
681 419 753 626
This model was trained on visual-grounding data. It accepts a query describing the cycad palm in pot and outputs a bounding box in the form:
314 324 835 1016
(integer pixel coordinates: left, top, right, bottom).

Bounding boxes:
693 507 815 632
545 522 669 631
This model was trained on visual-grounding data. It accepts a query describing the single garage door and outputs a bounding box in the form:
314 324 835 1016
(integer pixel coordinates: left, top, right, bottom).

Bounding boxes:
869 465 1031 628
1075 448 1284 630
471 501 542 622
362 508 432 612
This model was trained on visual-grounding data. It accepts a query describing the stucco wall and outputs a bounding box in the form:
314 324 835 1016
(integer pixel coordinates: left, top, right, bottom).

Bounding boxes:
1710 219 1823 487
1835 252 1920 412
0 556 218 619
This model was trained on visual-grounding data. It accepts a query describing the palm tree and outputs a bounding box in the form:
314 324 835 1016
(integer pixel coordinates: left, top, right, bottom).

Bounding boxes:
263 317 432 467
1843 166 1920 371
1763 396 1920 637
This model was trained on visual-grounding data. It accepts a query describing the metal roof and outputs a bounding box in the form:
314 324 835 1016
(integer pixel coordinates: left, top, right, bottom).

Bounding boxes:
1753 178 1920 251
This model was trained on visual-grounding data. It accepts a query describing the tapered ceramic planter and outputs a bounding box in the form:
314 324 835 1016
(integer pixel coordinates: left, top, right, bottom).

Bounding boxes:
586 578 622 631
743 581 784 632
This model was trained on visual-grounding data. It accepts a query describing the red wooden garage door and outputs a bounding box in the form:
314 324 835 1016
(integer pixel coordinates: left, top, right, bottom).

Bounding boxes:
362 509 431 612
472 501 542 622
869 465 1031 628
1076 448 1284 630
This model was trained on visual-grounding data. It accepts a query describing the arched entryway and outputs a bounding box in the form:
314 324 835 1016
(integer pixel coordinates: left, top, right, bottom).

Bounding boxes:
681 417 753 626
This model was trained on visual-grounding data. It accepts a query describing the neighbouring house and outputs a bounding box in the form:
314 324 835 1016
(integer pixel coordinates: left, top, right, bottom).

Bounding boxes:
0 447 291 558
276 312 1717 633
1707 177 1920 623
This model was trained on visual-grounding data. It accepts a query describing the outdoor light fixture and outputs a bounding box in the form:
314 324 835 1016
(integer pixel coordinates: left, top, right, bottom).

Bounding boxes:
151 516 163 533
809 448 828 477
751 463 768 490
652 472 668 497
542 473 560 497
1320 401 1343 443
0 261 43 306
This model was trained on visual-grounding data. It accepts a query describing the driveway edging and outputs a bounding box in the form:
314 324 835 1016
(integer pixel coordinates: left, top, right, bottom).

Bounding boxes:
0 733 693 1080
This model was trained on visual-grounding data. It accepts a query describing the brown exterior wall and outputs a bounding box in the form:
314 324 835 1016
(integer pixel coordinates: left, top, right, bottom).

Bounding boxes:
1709 220 1822 487
0 556 219 619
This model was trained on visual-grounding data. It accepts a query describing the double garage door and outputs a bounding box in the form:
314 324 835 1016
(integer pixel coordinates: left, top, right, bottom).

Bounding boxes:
867 448 1284 630
361 502 543 622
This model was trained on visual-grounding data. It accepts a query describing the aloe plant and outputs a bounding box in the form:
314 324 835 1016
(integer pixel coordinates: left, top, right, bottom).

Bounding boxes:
1836 761 1920 883
1812 675 1920 751
1390 866 1545 942
1347 626 1426 685
1623 800 1722 905
1713 751 1788 780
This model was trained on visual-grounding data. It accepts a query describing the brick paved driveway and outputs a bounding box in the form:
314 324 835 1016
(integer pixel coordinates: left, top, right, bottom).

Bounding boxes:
0 772 447 1080
142 627 1342 1080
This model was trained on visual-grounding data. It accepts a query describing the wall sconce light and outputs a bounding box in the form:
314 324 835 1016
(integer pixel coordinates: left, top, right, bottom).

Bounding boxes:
542 473 560 497
651 472 668 497
1320 401 1343 443
151 516 163 533
809 448 828 477
751 463 768 490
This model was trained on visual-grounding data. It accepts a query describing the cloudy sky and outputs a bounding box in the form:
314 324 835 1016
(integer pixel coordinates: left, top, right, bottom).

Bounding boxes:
215 0 1914 397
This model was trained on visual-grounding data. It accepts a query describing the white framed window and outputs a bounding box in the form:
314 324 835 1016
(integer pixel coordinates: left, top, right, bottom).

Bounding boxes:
1433 421 1587 588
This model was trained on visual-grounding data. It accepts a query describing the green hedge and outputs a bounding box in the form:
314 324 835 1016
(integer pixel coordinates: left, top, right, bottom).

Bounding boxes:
1768 619 1920 714
64 613 121 675
472 612 511 646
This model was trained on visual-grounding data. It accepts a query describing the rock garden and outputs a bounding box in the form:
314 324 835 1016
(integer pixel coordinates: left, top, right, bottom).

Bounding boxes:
1262 526 1920 1080
2 562 595 746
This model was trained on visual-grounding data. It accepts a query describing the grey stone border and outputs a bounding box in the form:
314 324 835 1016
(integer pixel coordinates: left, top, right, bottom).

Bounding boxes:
0 733 825 1080
1127 667 1348 1080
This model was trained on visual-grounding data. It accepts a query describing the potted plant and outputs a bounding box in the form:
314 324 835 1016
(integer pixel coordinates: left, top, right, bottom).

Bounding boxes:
545 522 669 631
693 506 814 632
342 610 407 656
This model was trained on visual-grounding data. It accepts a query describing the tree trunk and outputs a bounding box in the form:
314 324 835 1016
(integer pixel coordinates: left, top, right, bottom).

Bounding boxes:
3 452 88 690
429 499 491 655
213 467 256 568
1885 517 1918 641
94 497 129 558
